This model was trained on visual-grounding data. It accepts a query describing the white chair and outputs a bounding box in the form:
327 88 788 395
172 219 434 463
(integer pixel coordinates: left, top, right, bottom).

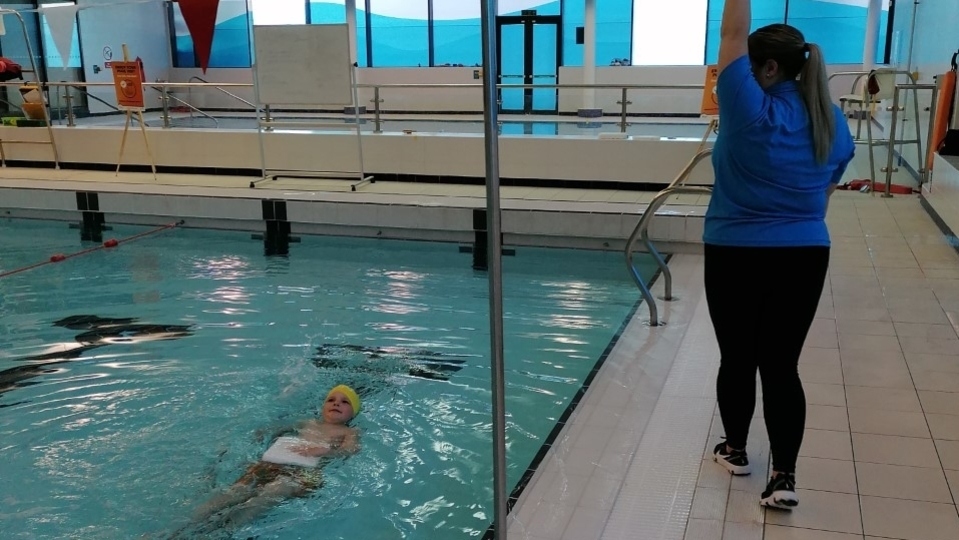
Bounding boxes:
838 69 899 186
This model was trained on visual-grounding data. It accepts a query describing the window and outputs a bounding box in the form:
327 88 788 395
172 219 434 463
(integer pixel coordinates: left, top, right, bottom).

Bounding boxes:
787 0 890 64
310 0 346 23
633 0 708 65
368 0 428 67
500 0 559 16
249 0 306 25
433 0 481 66
171 0 251 68
705 0 891 65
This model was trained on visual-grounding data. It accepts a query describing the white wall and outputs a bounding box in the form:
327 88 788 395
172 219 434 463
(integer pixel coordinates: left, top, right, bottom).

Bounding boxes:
0 125 716 186
170 67 483 111
78 0 172 114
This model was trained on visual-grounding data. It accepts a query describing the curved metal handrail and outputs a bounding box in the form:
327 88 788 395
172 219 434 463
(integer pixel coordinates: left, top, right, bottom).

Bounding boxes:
626 148 714 326
188 76 256 109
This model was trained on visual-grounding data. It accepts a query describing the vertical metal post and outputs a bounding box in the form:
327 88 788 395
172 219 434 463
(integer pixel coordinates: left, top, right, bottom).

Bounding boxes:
64 85 75 127
264 104 273 131
619 88 630 133
882 87 901 198
480 0 508 539
372 86 382 134
55 84 62 125
923 84 940 185
160 86 172 129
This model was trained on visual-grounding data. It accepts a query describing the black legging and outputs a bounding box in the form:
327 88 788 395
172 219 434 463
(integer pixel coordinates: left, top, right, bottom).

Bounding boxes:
704 243 830 475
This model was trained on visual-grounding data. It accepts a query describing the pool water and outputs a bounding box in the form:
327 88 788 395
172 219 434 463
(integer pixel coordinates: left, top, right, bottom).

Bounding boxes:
0 219 656 539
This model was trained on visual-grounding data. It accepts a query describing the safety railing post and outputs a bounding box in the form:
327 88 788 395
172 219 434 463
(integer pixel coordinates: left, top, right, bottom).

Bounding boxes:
64 85 75 127
372 86 383 134
160 85 172 129
618 88 631 133
264 104 273 132
882 87 902 198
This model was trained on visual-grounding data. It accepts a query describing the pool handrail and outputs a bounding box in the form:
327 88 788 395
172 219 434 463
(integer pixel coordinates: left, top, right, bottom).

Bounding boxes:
0 80 706 132
625 148 713 326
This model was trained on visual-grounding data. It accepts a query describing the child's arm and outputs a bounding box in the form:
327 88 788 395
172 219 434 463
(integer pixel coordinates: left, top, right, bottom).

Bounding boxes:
254 419 302 443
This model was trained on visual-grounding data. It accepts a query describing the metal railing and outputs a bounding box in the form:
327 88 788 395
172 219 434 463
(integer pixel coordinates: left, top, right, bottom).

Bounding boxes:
0 80 707 134
626 148 713 326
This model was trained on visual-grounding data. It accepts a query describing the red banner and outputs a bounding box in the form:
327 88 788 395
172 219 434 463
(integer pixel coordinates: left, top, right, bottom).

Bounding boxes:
178 0 221 73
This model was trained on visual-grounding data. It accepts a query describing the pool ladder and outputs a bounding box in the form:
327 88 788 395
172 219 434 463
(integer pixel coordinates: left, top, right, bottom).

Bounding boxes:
625 148 713 326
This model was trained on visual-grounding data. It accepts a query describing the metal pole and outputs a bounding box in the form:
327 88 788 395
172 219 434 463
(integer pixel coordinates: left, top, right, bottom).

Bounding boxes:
882 87 901 198
264 104 273 131
372 86 382 134
619 88 630 133
923 84 940 184
480 0 508 538
161 86 171 129
64 85 75 127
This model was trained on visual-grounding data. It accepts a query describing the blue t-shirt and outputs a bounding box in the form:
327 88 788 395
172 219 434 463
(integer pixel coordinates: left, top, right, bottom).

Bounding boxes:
704 55 855 247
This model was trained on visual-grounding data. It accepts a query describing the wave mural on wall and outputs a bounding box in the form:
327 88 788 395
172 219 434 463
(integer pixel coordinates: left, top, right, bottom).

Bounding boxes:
174 0 886 68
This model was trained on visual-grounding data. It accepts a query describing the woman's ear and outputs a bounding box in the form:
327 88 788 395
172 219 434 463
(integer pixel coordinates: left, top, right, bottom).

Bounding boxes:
763 59 779 79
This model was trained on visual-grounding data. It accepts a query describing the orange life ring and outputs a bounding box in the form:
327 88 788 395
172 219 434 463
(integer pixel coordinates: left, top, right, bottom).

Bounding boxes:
928 52 958 171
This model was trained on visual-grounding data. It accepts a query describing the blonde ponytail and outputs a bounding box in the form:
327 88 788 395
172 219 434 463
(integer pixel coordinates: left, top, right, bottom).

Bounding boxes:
799 43 835 165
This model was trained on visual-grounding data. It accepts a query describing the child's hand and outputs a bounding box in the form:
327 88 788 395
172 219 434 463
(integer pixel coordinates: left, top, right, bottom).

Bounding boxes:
292 443 331 457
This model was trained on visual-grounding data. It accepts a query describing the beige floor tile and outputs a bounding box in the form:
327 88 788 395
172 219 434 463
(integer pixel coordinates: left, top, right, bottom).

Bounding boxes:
900 337 959 356
834 306 892 322
799 429 853 461
945 469 959 500
806 405 850 432
801 348 842 364
684 518 724 540
845 386 922 412
852 433 941 468
800 363 845 385
889 307 951 325
795 457 858 494
927 414 959 441
837 319 896 336
856 462 954 503
919 391 959 415
721 521 762 540
936 439 959 471
905 353 959 373
804 383 847 407
560 506 608 540
691 487 729 521
764 489 862 534
847 407 931 438
841 364 915 389
895 323 959 340
838 333 902 352
912 371 959 393
861 495 959 540
764 525 863 540
724 489 763 524
839 348 907 366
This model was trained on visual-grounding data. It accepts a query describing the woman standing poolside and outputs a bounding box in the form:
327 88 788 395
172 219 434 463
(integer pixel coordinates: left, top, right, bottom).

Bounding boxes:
705 0 855 510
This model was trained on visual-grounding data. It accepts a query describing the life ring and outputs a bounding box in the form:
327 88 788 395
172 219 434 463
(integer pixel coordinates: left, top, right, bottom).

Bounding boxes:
927 51 958 172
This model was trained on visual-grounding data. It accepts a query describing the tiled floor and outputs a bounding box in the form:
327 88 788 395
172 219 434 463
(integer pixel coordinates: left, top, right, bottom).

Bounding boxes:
508 192 959 538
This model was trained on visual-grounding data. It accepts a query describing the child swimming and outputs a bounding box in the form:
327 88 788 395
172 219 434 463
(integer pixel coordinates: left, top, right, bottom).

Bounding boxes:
175 385 361 536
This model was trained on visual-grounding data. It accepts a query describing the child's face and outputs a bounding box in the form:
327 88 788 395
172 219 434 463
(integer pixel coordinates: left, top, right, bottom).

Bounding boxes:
322 391 355 424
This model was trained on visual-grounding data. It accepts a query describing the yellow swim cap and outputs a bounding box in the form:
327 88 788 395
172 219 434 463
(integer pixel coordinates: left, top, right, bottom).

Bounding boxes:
327 384 361 415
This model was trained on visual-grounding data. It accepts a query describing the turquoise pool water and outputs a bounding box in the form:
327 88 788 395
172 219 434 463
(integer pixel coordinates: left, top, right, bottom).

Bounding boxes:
0 219 656 539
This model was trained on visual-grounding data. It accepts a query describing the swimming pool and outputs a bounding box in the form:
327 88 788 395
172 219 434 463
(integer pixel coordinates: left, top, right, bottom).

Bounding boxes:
0 219 657 539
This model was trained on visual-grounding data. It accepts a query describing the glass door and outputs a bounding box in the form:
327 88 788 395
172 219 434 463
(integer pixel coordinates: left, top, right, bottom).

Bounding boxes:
498 23 526 112
531 22 558 112
496 15 560 114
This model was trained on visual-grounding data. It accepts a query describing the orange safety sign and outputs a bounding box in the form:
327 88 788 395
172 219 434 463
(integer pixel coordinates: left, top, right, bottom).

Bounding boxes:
111 61 145 111
701 65 720 116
